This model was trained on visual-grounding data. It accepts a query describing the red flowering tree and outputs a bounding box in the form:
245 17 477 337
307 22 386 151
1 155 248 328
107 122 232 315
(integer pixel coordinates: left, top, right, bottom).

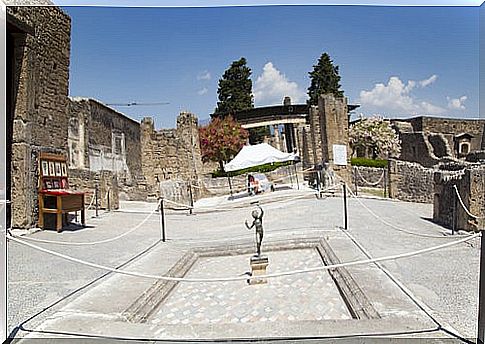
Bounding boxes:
199 115 249 172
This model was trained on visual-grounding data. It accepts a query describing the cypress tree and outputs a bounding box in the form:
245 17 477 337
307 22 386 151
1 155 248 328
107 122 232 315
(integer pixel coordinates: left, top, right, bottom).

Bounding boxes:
308 53 344 105
214 57 254 115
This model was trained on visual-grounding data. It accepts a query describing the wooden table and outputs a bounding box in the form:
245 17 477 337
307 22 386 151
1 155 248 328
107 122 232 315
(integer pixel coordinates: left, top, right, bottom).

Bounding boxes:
38 190 85 232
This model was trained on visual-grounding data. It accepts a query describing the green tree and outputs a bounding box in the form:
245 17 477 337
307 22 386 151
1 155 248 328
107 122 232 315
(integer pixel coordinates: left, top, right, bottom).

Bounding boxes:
214 57 253 115
349 116 401 159
307 53 344 105
199 115 249 172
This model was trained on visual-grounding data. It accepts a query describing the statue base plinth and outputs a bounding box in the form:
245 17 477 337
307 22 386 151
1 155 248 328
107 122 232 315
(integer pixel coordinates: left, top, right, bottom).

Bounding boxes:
249 255 269 285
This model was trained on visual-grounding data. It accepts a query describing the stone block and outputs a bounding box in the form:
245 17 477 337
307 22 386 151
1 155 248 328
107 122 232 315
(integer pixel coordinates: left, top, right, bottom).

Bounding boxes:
249 255 269 285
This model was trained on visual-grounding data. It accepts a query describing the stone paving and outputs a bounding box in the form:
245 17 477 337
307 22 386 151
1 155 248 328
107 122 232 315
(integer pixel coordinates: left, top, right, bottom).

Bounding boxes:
6 186 481 341
150 249 351 325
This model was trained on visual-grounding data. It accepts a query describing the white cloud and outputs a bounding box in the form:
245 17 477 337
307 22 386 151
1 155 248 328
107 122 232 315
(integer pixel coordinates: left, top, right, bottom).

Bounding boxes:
359 76 445 115
197 70 211 81
447 96 467 110
253 62 306 106
197 87 208 96
419 74 438 88
419 101 445 115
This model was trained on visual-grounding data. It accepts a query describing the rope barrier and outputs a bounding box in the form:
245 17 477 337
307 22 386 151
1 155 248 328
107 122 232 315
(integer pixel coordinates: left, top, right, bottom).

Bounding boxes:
85 193 96 211
13 204 159 246
163 190 322 213
6 231 479 282
102 187 111 202
332 173 474 239
453 185 484 220
355 168 385 187
167 226 334 244
345 185 473 239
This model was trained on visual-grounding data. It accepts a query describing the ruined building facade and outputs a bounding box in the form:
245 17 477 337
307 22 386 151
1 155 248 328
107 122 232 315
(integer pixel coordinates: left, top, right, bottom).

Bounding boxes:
387 116 485 231
67 98 148 206
6 6 204 228
298 94 352 185
392 116 485 167
140 113 205 202
7 6 71 228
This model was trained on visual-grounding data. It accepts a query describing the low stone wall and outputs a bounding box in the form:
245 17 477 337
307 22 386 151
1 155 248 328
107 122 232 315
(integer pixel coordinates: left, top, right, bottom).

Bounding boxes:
433 165 485 231
352 166 386 188
200 164 303 198
68 169 119 210
159 179 203 207
466 150 485 163
201 175 247 197
388 160 434 203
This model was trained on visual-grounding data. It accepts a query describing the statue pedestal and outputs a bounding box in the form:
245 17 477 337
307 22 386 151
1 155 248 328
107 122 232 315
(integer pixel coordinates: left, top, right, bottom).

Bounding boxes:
249 255 269 285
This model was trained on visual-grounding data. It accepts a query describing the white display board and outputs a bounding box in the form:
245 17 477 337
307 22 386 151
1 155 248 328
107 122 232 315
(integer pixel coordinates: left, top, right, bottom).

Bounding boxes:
333 144 348 166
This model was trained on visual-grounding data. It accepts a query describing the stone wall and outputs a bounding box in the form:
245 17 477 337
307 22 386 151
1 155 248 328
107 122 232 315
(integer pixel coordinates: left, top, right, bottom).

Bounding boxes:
433 165 485 231
393 116 485 167
68 98 147 202
416 117 485 153
352 166 386 188
388 160 435 203
141 113 203 200
398 132 443 168
201 164 303 198
466 151 485 163
7 6 71 228
68 169 119 210
201 175 247 198
302 94 351 185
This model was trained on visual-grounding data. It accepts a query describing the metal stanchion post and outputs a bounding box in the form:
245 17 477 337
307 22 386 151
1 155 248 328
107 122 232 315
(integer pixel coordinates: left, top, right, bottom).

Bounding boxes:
452 185 457 236
159 198 166 242
188 184 193 215
354 167 358 196
95 184 99 217
343 182 348 230
107 189 110 212
383 168 387 198
294 163 299 190
478 232 485 344
478 174 485 343
316 171 321 198
227 173 233 199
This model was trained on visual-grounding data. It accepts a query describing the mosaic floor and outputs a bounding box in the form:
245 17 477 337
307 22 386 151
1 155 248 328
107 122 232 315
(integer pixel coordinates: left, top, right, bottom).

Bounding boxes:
150 248 352 325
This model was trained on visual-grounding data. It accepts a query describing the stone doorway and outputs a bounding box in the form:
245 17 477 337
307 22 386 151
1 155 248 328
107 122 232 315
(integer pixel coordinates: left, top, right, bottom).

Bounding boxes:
6 31 14 229
6 22 27 229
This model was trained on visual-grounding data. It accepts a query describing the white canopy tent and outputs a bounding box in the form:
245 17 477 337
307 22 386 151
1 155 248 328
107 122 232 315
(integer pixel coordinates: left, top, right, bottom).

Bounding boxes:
224 143 298 172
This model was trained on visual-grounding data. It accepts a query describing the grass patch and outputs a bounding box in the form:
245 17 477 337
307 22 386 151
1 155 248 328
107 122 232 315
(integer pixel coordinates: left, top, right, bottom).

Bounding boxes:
212 160 294 178
351 157 388 168
359 187 386 198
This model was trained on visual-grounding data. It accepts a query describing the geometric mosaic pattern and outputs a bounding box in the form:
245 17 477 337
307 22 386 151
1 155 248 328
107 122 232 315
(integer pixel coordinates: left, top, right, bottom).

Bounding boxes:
150 249 352 325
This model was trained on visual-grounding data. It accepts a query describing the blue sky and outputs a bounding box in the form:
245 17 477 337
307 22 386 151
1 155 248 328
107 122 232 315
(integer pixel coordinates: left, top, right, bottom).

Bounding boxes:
64 5 479 128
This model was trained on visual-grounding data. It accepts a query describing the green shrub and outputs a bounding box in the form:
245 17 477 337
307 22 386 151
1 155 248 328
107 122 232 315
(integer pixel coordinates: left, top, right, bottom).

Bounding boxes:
211 160 294 178
351 157 388 168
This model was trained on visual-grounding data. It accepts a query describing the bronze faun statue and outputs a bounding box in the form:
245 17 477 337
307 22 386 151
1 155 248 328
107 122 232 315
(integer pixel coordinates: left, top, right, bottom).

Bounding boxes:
245 205 264 257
